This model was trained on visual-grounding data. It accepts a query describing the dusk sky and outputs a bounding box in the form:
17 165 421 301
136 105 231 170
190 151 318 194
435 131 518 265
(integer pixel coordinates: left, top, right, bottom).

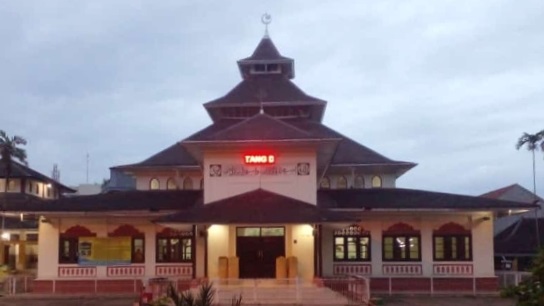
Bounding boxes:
1 1 543 196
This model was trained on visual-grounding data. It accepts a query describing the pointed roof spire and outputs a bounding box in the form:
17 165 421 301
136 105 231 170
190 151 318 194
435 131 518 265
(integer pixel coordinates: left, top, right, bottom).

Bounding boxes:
261 13 271 38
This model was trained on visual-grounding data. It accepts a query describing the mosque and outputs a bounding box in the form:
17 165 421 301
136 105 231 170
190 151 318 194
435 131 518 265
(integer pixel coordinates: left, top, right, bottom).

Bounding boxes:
3 19 535 295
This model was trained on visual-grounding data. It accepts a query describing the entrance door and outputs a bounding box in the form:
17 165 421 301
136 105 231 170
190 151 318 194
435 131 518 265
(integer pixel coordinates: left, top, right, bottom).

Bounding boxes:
236 227 285 278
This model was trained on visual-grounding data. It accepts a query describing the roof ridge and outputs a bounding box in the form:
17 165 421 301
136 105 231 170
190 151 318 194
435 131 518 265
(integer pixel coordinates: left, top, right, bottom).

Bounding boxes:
204 187 314 206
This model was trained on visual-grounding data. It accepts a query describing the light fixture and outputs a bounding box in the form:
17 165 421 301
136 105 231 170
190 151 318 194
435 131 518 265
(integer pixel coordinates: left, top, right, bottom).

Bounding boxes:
46 183 52 188
1 232 10 241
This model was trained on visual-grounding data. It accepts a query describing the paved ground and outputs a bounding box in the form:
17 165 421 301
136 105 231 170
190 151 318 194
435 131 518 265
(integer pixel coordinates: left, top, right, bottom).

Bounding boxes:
0 295 517 306
379 296 515 306
0 295 137 306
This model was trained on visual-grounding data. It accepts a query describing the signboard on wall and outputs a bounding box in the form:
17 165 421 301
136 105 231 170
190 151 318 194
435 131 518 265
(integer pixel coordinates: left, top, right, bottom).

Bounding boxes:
78 237 132 266
209 163 310 177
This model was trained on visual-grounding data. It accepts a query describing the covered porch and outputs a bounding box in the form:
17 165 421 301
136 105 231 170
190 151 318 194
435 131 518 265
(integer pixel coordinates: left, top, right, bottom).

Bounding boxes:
156 188 358 281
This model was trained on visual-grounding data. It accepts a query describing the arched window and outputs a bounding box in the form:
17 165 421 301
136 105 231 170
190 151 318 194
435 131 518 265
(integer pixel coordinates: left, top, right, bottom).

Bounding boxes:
337 176 348 189
59 225 97 264
183 177 193 190
354 176 364 189
433 222 472 261
334 225 371 261
109 224 145 263
371 176 382 188
166 178 177 190
382 223 421 261
156 228 193 263
320 177 330 189
7 180 15 191
149 178 160 190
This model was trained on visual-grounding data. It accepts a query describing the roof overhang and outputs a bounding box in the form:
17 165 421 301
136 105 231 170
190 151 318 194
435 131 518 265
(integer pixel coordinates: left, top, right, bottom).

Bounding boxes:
329 163 417 178
318 188 539 211
155 189 359 225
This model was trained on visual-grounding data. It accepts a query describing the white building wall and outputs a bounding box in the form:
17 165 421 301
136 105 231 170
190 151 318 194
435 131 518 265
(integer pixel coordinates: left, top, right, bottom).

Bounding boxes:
206 225 230 279
204 150 317 204
321 213 495 278
37 217 194 279
290 224 314 280
471 213 495 277
136 174 203 191
322 174 396 189
37 219 59 279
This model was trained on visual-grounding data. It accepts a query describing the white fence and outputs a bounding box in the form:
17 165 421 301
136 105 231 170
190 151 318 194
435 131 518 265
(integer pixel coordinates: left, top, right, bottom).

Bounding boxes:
496 271 532 288
1 275 35 295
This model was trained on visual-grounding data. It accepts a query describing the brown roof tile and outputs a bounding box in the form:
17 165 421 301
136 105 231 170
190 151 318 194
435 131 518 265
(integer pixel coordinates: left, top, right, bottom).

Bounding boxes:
494 218 544 255
204 75 325 107
238 37 292 62
156 189 358 224
319 188 537 210
113 143 199 169
0 160 75 192
480 184 519 199
285 119 415 167
1 190 202 212
184 114 322 142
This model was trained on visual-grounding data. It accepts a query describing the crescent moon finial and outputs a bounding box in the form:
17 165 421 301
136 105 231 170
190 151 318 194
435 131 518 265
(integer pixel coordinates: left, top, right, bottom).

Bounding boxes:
261 13 272 37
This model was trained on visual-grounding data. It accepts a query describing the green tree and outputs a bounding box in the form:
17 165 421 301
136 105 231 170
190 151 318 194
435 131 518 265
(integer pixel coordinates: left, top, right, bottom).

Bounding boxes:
502 249 544 305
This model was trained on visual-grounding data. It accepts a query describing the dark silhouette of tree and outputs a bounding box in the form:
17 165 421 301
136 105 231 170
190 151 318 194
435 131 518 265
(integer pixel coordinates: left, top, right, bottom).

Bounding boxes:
516 131 544 249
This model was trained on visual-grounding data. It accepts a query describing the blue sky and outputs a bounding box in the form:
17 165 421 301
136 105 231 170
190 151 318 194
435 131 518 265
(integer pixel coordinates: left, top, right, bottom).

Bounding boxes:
1 0 543 195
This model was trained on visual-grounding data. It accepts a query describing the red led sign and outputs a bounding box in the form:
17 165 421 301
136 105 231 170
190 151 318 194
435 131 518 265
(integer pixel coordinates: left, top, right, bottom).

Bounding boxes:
244 154 276 165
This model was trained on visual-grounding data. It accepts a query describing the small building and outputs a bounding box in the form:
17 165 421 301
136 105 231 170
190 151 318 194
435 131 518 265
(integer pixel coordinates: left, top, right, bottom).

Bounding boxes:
481 184 543 271
0 160 74 271
4 32 535 295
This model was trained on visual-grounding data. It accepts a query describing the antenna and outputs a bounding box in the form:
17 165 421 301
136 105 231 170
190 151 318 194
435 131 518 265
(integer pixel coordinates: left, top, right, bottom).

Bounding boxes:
52 164 60 182
86 153 89 184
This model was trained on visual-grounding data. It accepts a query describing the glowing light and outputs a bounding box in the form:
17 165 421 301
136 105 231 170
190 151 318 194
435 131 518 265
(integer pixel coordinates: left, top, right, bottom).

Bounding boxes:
1 232 10 241
244 154 275 165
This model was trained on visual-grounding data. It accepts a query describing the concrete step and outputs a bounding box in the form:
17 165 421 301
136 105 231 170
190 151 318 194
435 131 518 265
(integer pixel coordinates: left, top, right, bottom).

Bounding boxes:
210 285 351 305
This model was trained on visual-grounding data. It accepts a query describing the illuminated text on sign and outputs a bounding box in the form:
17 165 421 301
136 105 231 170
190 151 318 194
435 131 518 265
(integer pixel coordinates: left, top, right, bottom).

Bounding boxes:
244 155 275 164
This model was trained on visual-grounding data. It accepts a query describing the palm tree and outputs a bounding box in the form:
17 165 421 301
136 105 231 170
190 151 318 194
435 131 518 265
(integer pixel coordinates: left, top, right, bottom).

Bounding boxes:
516 131 544 249
0 130 27 237
517 132 543 195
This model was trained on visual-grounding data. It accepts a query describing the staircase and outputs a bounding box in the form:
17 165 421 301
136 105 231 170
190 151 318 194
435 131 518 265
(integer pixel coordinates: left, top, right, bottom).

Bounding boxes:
206 279 356 305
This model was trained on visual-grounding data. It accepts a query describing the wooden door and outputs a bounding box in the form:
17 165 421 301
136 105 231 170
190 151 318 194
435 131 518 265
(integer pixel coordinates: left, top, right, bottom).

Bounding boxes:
260 236 285 278
236 227 285 278
237 236 262 278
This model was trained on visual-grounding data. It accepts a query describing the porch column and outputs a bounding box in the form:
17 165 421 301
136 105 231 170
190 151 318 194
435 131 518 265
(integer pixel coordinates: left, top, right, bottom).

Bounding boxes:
16 241 26 270
0 241 4 265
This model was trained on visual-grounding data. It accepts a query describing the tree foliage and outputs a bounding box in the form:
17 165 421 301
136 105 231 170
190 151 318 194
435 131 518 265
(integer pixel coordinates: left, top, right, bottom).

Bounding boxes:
516 132 543 152
502 249 544 306
0 130 28 177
